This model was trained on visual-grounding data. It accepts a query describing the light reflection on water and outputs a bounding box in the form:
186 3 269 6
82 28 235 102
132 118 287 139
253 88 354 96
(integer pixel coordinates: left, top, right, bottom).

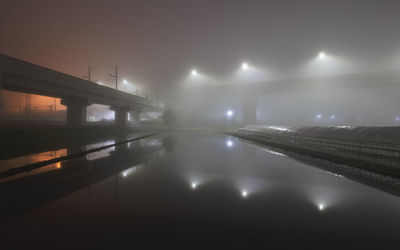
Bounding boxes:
0 149 67 183
1 132 400 248
86 140 115 161
0 149 67 172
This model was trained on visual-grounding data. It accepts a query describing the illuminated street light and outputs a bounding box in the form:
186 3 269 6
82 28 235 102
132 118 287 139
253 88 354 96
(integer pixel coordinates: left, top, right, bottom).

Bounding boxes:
395 116 400 121
226 140 234 147
318 52 326 59
226 109 234 117
318 203 325 211
191 70 197 76
241 62 249 70
122 79 128 84
242 191 248 198
316 114 322 119
191 182 197 189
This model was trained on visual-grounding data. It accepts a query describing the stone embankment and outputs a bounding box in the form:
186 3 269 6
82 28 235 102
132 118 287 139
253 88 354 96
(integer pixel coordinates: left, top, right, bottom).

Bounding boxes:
229 126 400 178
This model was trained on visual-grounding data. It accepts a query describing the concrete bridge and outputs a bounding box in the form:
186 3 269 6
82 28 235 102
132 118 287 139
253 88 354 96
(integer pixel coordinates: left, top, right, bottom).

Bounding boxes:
175 69 400 124
0 53 162 127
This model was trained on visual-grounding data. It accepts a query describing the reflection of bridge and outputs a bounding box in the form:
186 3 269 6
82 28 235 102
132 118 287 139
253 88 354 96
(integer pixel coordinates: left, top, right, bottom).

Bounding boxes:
0 135 163 217
177 70 400 124
0 54 162 127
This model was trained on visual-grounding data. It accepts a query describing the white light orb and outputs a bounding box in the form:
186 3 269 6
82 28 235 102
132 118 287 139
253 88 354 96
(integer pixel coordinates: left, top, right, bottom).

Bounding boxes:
316 114 322 119
191 70 197 76
241 62 249 70
226 110 234 117
123 79 128 84
226 140 234 147
191 182 197 189
318 203 324 211
318 52 326 59
242 191 248 197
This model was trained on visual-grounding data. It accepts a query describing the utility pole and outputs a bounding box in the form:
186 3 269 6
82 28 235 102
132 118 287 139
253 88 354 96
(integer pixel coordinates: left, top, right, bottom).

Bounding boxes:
83 65 92 82
109 65 118 91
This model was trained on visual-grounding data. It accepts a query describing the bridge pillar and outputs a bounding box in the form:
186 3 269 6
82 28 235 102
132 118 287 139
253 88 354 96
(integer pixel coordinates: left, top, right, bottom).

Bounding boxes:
241 95 258 125
115 109 128 128
110 106 131 128
61 98 89 127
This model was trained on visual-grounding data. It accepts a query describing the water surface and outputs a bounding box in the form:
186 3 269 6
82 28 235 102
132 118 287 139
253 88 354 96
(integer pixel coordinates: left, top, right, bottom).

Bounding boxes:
1 131 399 249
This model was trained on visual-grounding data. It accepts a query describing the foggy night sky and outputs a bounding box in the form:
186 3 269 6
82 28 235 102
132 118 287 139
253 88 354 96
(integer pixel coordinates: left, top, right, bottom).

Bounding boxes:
1 0 400 98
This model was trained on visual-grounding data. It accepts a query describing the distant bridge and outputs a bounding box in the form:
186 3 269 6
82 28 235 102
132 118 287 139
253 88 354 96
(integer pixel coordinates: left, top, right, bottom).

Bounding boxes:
177 70 400 124
0 53 162 127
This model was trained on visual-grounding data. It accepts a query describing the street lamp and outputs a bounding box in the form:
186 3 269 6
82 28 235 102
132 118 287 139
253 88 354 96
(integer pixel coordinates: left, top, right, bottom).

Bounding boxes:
123 79 128 84
318 52 326 59
191 70 197 76
241 62 249 70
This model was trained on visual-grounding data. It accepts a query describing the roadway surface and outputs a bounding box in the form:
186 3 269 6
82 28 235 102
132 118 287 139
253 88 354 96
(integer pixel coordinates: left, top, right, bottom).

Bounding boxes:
1 131 400 249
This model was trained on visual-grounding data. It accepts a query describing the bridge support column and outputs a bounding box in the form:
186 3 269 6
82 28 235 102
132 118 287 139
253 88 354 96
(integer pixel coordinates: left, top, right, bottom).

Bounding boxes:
111 106 131 128
115 109 128 128
241 95 258 125
61 98 89 127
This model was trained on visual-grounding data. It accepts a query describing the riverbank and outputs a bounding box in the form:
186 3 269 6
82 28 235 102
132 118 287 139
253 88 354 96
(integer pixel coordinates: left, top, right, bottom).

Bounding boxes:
229 125 400 178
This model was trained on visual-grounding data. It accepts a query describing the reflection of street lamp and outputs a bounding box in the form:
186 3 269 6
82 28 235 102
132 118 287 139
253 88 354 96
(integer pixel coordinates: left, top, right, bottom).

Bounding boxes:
226 140 234 148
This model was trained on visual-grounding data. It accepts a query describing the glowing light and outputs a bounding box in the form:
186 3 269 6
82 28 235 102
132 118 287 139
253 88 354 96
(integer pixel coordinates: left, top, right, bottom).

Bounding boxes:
241 62 249 70
395 116 400 121
191 182 197 189
123 172 127 177
226 140 234 147
268 126 291 132
316 114 322 119
97 82 103 85
330 115 336 119
122 79 128 84
56 162 61 169
242 191 248 197
191 70 197 76
318 203 325 211
318 52 326 59
226 109 234 117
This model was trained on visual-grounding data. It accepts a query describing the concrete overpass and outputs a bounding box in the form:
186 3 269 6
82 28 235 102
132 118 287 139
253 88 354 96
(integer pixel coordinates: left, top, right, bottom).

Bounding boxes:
176 70 400 124
0 53 162 127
